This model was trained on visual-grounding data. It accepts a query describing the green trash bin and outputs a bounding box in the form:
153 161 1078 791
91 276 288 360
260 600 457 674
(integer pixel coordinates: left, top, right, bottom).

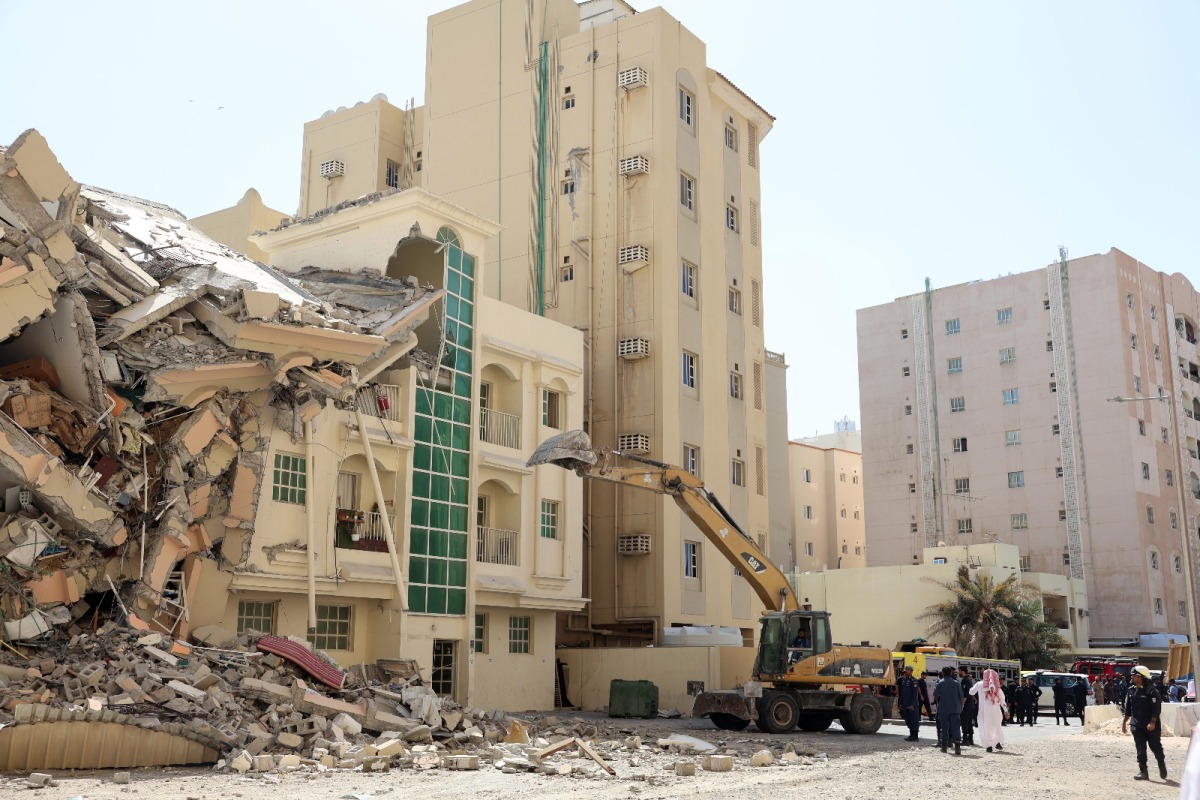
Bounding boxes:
608 679 659 718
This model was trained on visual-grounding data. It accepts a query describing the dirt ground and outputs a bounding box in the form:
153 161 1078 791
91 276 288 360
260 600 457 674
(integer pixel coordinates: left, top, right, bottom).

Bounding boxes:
0 713 1189 799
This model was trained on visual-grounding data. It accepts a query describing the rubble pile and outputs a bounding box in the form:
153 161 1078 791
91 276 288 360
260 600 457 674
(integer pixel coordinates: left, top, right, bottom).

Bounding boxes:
0 129 442 642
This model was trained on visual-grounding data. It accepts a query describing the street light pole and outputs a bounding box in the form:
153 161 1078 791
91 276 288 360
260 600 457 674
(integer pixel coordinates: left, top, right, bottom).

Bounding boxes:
1109 393 1200 684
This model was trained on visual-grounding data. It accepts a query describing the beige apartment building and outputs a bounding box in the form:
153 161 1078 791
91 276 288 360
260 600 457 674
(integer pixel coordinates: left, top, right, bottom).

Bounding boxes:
283 0 778 645
858 248 1200 641
788 428 866 573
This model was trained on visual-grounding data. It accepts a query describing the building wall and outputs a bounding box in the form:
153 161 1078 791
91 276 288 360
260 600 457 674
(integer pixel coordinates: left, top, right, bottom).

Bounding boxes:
190 188 288 262
858 248 1199 640
789 437 865 572
764 351 792 566
790 543 1089 650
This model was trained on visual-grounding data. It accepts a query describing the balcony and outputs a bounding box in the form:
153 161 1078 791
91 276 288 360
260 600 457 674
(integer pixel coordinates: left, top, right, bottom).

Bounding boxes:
356 384 403 423
479 408 521 449
335 509 397 551
476 526 519 566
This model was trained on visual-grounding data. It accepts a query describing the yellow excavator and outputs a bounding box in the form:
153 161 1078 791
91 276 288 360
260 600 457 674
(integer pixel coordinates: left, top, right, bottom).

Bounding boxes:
528 430 893 734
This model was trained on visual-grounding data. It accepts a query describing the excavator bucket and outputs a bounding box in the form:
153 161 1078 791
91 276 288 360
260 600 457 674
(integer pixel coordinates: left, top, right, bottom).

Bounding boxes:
527 429 598 473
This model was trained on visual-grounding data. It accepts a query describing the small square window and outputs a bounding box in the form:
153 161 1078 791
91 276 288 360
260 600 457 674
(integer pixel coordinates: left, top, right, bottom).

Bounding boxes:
1000 347 1016 364
1053 424 1061 435
902 366 911 377
954 477 970 494
906 443 914 454
562 95 576 110
1046 340 1054 352
683 540 701 578
997 307 1013 325
508 616 531 654
385 159 401 189
561 179 575 195
682 444 700 476
310 604 352 651
901 328 909 339
904 404 912 416
724 125 738 151
957 519 973 534
725 205 739 232
1011 513 1028 530
1006 430 1021 446
728 287 742 315
682 351 697 388
1059 509 1068 521
272 452 307 505
952 437 968 452
910 523 918 533
731 459 745 487
1056 467 1064 478
950 396 965 413
1044 299 1051 310
946 319 961 335
729 371 743 400
909 483 917 494
681 261 697 298
1003 388 1019 405
1008 471 1025 488
237 600 277 635
947 357 962 374
1049 381 1057 393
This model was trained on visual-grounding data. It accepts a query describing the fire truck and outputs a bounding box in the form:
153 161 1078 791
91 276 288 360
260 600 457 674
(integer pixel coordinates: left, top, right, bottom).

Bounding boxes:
1071 657 1137 682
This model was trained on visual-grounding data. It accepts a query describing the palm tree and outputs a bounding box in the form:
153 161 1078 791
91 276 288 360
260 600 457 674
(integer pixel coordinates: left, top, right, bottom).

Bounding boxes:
918 565 1069 668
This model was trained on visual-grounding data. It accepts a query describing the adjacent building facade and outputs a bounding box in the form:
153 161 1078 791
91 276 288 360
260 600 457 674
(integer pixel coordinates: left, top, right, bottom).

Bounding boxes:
286 0 779 644
858 248 1200 641
788 427 866 573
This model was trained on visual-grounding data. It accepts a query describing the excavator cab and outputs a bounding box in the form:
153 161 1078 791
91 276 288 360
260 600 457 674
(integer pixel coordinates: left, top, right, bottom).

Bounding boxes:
758 611 831 677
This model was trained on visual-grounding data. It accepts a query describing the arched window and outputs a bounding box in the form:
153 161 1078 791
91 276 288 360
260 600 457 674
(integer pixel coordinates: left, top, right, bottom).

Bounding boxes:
436 226 461 249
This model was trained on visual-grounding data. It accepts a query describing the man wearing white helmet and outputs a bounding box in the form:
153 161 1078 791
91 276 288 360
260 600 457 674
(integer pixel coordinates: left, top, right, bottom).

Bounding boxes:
1122 664 1167 781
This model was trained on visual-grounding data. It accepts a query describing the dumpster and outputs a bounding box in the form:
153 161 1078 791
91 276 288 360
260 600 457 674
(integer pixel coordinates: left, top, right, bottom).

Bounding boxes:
608 679 659 718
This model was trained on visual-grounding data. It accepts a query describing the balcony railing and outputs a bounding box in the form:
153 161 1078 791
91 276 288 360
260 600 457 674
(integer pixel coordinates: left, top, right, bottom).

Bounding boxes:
356 385 403 423
479 408 521 449
476 526 519 566
336 509 397 551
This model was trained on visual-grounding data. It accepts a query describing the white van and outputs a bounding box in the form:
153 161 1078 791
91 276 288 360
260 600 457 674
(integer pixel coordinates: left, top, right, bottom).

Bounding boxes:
1020 670 1093 715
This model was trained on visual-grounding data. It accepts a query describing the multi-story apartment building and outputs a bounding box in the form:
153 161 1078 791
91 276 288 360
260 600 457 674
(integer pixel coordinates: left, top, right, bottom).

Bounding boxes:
858 248 1200 640
286 0 777 645
788 428 866 573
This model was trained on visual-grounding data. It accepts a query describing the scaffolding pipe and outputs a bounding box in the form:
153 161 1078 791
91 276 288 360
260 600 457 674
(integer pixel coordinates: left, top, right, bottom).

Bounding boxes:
305 419 318 636
353 406 408 611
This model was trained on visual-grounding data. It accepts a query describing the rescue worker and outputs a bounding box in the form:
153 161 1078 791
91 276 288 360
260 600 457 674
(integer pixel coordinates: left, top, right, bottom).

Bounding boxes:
1072 677 1089 724
933 666 964 755
1122 664 1167 781
959 666 977 746
897 665 929 742
1052 677 1071 726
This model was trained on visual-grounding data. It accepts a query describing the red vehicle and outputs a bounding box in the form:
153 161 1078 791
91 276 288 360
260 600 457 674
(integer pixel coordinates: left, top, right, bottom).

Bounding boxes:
1071 657 1137 682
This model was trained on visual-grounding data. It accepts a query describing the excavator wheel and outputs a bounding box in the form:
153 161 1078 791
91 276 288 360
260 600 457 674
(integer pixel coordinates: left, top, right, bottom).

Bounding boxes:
796 714 834 732
755 691 800 734
709 713 751 731
839 693 884 735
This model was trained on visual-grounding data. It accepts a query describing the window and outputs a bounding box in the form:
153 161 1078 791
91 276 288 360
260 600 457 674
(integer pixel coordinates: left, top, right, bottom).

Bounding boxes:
1131 334 1138 350
997 307 1013 325
682 444 699 476
729 371 743 399
310 605 352 651
954 477 970 494
958 519 973 534
909 483 917 494
272 452 307 504
1063 553 1071 566
431 640 455 696
1059 509 1067 521
1162 428 1169 443
952 437 968 452
1049 381 1057 393
1000 347 1016 364
236 601 276 634
840 473 846 483
539 499 559 539
1151 552 1160 570
1151 304 1158 320
906 444 914 454
950 396 965 413
1147 506 1155 524
1056 467 1064 478
562 95 576 110
415 150 423 172
1138 419 1146 436
1011 513 1028 530
681 261 697 298
1044 299 1051 310
731 459 745 487
725 205 738 232
1127 292 1134 309
1171 511 1178 529
561 179 575 195
1181 601 1188 618
728 287 742 315
1142 462 1151 480
804 542 814 557
679 172 695 210
542 389 562 428
682 351 697 388
854 511 860 520
904 405 912 416
683 540 700 578
385 159 401 189
803 505 813 520
840 509 847 518
1053 424 1061 435
508 616 531 654
724 125 738 151
561 256 574 283
841 543 848 554
802 468 812 483
1003 388 1019 405
1135 376 1143 393
473 614 487 653
947 357 962 374
901 328 909 339
855 545 861 554
1175 555 1183 574
1046 340 1054 352
1167 469 1174 486
1155 345 1161 360
1006 430 1021 446
910 523 918 533
1008 471 1025 488
678 87 694 125
852 475 859 484
1154 597 1163 616
902 366 911 377
946 319 960 335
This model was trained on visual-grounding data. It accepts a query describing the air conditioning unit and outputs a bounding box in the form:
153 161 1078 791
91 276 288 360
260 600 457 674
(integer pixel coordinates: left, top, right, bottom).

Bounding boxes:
618 245 649 266
618 337 650 360
619 155 650 176
617 433 650 454
618 534 652 555
320 160 345 179
617 66 648 90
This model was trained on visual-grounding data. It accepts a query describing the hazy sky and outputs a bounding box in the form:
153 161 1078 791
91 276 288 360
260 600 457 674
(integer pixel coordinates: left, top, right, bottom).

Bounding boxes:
4 1 1197 438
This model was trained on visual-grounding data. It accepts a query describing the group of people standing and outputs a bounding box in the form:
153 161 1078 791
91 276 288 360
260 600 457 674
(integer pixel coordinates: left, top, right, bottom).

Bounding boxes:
896 665 1010 755
1095 672 1185 706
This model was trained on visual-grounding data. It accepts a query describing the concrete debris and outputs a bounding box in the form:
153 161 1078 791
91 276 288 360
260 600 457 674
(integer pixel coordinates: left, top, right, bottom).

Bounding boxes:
749 749 774 767
0 129 442 644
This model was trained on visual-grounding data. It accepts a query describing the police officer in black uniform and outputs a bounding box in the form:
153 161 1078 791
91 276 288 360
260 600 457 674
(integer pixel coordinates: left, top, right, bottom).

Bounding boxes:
897 665 929 742
1123 665 1167 781
958 667 977 746
1022 676 1042 725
